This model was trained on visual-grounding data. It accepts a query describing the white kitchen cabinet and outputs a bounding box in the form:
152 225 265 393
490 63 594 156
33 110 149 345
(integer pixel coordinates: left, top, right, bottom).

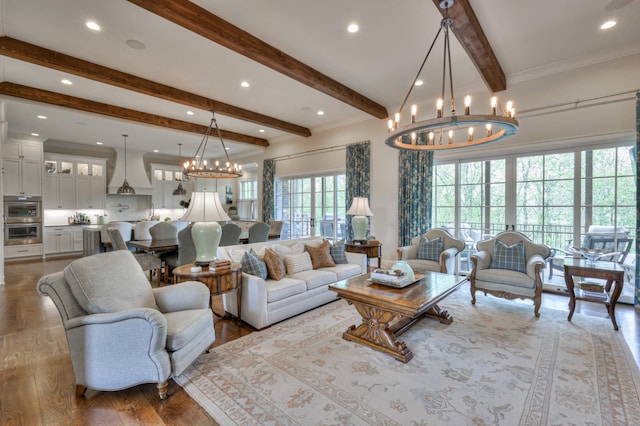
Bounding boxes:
44 226 78 255
4 244 43 259
43 157 75 209
75 160 106 209
73 227 84 252
3 140 43 196
151 164 189 209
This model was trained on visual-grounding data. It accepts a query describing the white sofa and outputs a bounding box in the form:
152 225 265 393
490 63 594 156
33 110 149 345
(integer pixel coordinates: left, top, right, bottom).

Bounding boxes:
218 237 367 329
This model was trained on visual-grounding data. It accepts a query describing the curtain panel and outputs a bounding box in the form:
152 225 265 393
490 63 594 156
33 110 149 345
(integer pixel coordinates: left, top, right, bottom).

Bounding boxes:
635 91 639 305
345 141 371 240
397 146 434 247
262 159 275 223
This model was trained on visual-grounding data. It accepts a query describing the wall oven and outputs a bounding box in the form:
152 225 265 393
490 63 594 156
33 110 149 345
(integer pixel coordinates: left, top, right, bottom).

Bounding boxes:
4 196 43 245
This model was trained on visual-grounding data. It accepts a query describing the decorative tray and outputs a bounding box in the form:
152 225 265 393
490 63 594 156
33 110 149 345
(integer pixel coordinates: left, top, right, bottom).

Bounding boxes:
369 273 425 289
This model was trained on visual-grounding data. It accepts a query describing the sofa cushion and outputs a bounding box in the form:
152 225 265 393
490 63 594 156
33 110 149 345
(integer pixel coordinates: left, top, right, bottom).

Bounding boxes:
318 263 362 281
417 237 442 261
329 240 348 264
288 269 337 290
263 248 286 280
406 259 441 274
284 251 313 274
266 277 307 302
305 241 336 269
64 250 158 314
490 240 526 273
475 269 535 289
163 308 213 351
241 250 268 279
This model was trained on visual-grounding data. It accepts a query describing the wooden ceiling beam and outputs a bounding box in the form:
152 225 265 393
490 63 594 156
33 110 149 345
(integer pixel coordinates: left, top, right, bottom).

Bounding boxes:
0 36 309 137
127 0 389 119
0 82 269 147
432 0 507 93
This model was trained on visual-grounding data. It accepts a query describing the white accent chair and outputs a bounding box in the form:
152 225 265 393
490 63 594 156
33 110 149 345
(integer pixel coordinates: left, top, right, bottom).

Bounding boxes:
396 228 466 274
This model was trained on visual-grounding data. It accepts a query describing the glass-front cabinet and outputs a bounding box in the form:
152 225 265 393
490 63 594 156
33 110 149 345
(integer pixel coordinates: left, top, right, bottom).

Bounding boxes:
42 154 106 210
43 157 76 209
151 164 189 209
76 161 106 209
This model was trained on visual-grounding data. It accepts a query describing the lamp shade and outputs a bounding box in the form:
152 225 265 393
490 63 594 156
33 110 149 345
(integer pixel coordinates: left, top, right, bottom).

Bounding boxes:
181 191 230 265
346 197 373 217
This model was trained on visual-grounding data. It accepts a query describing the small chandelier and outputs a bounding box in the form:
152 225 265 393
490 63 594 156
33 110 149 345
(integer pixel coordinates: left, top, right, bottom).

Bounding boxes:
184 111 242 178
117 134 136 195
385 0 518 151
173 143 188 196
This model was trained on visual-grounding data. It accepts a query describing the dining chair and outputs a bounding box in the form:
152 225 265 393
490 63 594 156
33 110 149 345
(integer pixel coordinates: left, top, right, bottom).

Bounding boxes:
163 225 196 283
149 222 179 240
220 222 242 246
248 222 271 243
134 220 159 240
268 220 284 240
100 221 132 250
106 227 161 280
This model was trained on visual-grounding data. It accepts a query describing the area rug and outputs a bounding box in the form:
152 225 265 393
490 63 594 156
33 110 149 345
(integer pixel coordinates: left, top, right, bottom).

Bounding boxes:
175 285 640 425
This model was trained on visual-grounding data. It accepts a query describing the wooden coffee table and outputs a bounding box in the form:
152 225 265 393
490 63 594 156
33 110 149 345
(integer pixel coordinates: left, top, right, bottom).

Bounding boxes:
329 272 467 362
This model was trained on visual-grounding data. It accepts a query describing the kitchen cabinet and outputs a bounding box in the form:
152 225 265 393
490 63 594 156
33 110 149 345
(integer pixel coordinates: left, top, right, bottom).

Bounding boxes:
44 226 82 255
75 160 106 209
151 164 189 209
3 140 42 196
43 157 75 209
4 244 43 259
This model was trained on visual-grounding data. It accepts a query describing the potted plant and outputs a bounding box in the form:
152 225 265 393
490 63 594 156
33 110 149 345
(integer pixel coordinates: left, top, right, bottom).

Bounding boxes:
228 205 239 220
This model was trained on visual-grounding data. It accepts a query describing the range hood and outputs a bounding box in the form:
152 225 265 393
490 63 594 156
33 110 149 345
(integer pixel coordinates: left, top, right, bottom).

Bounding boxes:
107 147 153 195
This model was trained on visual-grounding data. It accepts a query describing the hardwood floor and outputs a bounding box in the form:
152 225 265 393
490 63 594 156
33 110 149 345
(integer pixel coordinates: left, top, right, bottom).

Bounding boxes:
1 255 638 425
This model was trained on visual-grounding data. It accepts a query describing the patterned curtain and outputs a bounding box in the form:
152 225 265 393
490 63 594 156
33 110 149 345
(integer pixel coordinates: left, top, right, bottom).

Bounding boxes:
346 141 371 240
397 136 434 247
262 159 276 223
635 91 639 305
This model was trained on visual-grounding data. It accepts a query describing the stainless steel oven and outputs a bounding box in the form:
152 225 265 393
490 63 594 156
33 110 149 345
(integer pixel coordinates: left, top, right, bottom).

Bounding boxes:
4 196 42 245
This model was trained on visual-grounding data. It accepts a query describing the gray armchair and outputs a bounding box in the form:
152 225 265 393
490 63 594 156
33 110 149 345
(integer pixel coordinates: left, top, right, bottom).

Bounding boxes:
37 250 215 399
470 231 550 317
396 228 466 274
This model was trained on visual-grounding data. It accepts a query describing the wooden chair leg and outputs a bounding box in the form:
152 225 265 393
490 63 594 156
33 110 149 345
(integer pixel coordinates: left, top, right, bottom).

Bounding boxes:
75 385 87 398
157 381 168 399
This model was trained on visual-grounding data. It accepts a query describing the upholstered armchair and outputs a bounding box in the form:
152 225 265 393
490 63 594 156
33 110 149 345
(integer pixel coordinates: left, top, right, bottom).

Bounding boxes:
37 250 215 399
396 228 466 274
470 231 550 317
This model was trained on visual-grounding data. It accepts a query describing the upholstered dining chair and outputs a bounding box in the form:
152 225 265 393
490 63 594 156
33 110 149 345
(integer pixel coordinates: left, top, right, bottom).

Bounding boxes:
107 227 161 280
396 227 466 274
100 221 132 250
470 231 550 317
133 220 159 240
248 222 271 243
149 222 179 240
163 225 197 283
268 220 284 240
37 250 215 399
220 222 242 246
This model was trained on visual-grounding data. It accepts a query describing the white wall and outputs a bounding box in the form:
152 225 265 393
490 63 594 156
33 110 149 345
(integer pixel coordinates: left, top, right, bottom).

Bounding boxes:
234 53 640 262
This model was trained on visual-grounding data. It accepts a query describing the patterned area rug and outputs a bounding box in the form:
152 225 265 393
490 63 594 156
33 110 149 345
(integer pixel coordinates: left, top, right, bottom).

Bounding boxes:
175 284 640 425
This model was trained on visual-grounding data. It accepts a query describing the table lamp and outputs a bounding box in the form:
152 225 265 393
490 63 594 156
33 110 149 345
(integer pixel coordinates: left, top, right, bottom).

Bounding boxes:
346 197 373 242
181 190 230 265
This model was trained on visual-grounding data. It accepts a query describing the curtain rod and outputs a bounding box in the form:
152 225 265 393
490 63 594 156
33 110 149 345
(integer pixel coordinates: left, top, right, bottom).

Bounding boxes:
268 140 369 162
518 89 638 118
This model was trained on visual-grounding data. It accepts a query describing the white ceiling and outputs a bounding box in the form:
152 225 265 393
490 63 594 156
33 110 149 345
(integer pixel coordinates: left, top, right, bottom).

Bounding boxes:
1 0 639 161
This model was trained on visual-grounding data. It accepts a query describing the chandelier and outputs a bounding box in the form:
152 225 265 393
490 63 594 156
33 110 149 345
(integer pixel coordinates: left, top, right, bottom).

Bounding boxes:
385 0 518 151
184 111 242 178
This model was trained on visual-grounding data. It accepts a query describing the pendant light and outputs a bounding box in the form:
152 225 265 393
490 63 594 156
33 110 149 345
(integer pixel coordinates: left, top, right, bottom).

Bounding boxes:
173 143 188 196
117 134 136 195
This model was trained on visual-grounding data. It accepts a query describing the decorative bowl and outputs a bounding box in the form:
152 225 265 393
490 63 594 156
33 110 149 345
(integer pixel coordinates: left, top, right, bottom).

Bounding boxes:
565 246 618 264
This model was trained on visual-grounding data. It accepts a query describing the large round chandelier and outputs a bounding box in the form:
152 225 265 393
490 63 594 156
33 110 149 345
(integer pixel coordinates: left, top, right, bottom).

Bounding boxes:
385 0 518 151
184 111 242 178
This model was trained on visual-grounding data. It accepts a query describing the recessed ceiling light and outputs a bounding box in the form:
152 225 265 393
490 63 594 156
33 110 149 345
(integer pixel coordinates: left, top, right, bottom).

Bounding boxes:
85 21 101 31
126 39 146 50
415 80 424 86
259 129 265 133
347 23 359 33
61 79 73 85
31 133 39 137
153 149 159 153
186 110 195 115
37 115 47 119
317 110 325 116
96 141 103 145
600 20 617 30
241 81 250 88
225 147 230 151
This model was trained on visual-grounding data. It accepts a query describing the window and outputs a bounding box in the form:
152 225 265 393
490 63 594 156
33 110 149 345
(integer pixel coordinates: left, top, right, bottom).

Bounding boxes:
237 180 258 220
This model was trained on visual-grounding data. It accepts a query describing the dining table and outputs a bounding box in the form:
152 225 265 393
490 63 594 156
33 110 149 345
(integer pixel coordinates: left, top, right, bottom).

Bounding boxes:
128 238 178 253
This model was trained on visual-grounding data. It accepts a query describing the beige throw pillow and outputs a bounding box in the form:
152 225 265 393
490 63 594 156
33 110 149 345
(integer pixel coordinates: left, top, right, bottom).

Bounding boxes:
285 252 313 274
305 240 336 269
263 248 286 280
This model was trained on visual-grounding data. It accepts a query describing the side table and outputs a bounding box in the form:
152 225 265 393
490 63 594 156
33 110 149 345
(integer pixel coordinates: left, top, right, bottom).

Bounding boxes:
345 241 382 269
563 258 625 330
173 262 242 320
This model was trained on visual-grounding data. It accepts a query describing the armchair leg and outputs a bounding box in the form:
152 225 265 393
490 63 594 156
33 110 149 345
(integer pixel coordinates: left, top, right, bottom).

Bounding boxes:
75 385 87 398
157 381 168 400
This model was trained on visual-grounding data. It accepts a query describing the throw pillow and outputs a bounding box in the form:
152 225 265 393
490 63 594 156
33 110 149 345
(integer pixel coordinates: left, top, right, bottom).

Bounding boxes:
284 252 313 274
328 239 348 264
417 237 443 261
305 240 336 269
272 242 305 259
263 248 286 280
490 240 526 273
241 250 267 279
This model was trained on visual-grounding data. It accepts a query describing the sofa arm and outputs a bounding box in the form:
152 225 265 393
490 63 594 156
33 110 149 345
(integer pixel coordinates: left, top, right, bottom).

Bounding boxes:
345 252 368 274
222 272 270 329
397 245 418 261
440 247 459 274
526 254 546 280
471 250 491 271
153 281 210 312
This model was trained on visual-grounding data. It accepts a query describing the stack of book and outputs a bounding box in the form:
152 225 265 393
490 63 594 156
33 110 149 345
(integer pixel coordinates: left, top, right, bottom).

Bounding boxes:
370 268 413 287
209 259 232 272
578 281 608 300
